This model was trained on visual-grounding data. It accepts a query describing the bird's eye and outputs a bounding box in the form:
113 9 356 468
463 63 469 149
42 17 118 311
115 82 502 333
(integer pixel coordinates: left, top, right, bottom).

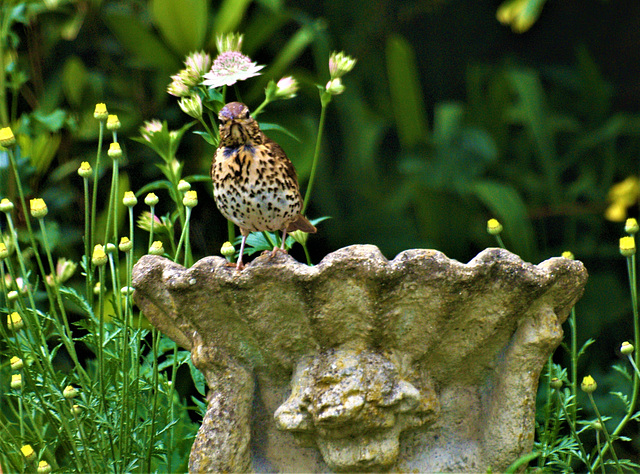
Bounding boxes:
243 110 250 119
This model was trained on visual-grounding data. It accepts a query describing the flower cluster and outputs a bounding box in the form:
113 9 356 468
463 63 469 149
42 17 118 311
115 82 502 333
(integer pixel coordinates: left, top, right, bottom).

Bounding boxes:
325 51 357 96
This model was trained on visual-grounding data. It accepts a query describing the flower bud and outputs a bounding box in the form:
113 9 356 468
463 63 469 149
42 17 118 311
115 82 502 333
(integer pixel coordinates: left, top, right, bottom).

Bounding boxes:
620 236 636 257
77 161 93 178
221 241 235 260
93 282 101 295
121 286 134 296
0 242 8 259
550 377 563 389
178 95 203 119
626 218 639 235
7 312 24 331
30 198 48 219
329 51 357 79
21 444 36 462
11 374 22 389
149 241 164 255
561 251 574 259
106 114 121 130
0 127 16 147
92 244 108 266
487 218 503 235
105 243 117 255
123 191 138 207
119 236 133 252
183 190 198 208
581 375 597 393
145 193 159 207
621 341 634 356
94 103 108 121
108 142 122 159
290 230 309 246
274 76 299 99
0 198 14 213
178 180 191 192
71 404 82 416
10 356 23 370
325 78 345 95
37 460 52 474
7 290 19 301
63 385 79 399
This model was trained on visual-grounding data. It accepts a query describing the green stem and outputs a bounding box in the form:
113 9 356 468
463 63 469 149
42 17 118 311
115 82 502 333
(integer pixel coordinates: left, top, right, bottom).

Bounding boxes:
588 392 622 474
569 307 578 424
302 91 331 214
174 207 192 263
91 121 105 257
83 175 92 300
227 220 236 248
148 204 156 250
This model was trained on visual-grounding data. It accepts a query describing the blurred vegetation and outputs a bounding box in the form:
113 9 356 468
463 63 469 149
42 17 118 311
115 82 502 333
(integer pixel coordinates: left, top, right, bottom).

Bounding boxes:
2 0 640 469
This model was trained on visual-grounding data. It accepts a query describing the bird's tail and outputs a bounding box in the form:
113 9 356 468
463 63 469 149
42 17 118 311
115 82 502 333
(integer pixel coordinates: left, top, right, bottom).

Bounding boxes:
287 214 317 233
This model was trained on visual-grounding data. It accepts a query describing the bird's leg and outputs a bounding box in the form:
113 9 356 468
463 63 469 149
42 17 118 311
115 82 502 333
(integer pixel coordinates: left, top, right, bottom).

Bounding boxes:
236 234 248 270
271 229 288 257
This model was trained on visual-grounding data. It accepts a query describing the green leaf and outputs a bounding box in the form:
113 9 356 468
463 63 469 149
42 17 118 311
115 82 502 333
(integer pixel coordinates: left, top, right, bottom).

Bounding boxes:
151 0 208 55
135 179 173 197
187 357 207 396
259 122 300 142
385 34 429 148
103 8 180 70
62 56 88 108
211 0 253 38
471 180 535 260
60 287 95 320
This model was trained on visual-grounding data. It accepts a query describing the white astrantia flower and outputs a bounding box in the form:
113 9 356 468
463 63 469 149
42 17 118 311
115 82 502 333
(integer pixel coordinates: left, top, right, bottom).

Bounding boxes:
202 51 264 89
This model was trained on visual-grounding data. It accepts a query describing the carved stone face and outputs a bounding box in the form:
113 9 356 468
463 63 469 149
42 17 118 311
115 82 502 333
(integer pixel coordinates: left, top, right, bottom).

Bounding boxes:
275 348 439 472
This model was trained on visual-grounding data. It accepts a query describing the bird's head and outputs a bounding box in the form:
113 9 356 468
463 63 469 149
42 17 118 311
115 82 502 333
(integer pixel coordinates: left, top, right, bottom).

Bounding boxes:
218 102 261 146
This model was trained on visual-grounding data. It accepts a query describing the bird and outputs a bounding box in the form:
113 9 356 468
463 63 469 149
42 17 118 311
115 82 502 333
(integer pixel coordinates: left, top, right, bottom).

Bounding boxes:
211 101 317 270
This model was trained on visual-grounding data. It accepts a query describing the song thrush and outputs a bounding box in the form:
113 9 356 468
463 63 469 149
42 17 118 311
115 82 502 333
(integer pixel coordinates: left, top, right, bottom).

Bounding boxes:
212 102 317 270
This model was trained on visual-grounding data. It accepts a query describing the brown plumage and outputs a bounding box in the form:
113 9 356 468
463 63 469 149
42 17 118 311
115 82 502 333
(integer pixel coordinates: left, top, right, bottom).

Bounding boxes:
211 102 316 269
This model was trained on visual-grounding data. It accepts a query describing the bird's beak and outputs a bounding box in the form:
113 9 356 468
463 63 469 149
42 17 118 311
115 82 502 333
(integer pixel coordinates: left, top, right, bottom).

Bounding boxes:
230 122 243 140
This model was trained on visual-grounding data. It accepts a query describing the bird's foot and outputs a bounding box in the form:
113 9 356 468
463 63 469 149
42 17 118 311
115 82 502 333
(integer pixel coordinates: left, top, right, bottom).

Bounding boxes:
270 246 287 258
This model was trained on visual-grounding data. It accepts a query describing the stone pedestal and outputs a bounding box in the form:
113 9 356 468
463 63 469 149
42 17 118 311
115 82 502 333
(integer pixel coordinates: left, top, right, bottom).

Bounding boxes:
132 245 588 472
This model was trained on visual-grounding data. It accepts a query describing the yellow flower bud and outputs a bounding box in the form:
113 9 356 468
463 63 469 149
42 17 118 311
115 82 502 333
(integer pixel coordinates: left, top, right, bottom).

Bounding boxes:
106 114 121 130
123 191 138 207
11 373 22 389
620 236 636 257
487 218 503 235
178 180 191 192
221 241 235 260
30 198 48 219
183 190 198 208
581 375 597 393
626 217 639 235
37 460 52 474
621 341 634 356
0 242 8 259
119 236 133 252
561 251 574 260
92 244 108 266
77 161 93 178
10 356 23 370
94 103 108 120
0 127 16 147
149 241 164 256
63 385 79 399
144 193 159 207
20 444 36 461
7 312 24 331
108 141 122 159
0 198 14 212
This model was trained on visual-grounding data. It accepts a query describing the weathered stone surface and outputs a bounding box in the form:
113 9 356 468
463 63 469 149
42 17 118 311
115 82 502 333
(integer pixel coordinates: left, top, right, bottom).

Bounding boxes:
132 245 588 473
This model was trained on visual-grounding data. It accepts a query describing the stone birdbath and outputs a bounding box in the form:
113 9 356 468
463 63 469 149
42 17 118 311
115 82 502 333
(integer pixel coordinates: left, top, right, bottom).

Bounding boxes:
131 245 587 473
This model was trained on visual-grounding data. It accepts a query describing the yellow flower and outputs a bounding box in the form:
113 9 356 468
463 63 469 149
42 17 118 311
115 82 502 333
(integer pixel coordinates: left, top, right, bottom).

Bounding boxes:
108 141 122 158
144 193 159 207
178 180 191 192
123 191 137 207
37 460 52 474
221 241 235 260
0 127 16 147
496 0 544 33
621 341 634 356
486 218 503 235
561 251 574 259
626 218 639 235
94 103 108 121
30 198 48 219
581 375 597 393
620 236 636 257
149 241 164 256
106 114 121 130
92 244 108 266
605 176 640 222
183 190 198 208
63 385 79 399
119 236 133 252
10 356 23 370
0 198 14 212
7 312 24 331
11 373 22 389
77 161 92 178
20 444 36 461
0 242 8 259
